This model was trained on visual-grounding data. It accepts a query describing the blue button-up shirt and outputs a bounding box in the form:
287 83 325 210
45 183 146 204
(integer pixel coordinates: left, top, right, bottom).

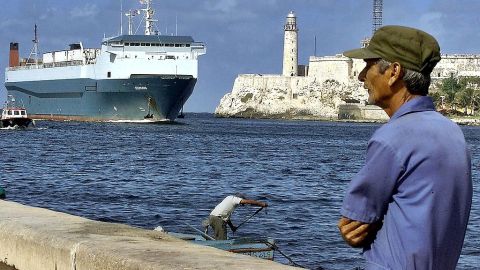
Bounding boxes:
341 96 472 270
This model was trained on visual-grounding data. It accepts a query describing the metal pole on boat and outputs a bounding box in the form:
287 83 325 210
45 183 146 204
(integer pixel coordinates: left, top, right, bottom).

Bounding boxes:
235 207 264 231
181 222 215 240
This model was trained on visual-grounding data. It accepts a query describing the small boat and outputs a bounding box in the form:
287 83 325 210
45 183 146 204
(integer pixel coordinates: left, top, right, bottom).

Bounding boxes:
1 95 33 128
154 225 275 260
168 232 275 260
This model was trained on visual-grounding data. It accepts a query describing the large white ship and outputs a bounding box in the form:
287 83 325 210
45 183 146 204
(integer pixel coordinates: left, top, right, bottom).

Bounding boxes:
4 0 206 122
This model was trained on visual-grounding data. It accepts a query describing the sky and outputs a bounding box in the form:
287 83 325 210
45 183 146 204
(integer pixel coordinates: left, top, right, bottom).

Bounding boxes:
1 0 480 112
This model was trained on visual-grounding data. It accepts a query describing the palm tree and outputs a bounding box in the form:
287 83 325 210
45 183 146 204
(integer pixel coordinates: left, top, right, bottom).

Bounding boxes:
441 76 462 111
456 88 472 114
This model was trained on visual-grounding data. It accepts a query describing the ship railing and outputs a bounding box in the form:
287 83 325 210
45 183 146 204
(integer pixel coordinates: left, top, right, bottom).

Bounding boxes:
190 42 205 49
8 60 90 71
43 60 85 68
7 65 43 71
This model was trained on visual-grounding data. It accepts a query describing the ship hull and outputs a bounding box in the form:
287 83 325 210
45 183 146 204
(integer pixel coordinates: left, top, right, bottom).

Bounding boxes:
5 75 196 122
0 118 33 128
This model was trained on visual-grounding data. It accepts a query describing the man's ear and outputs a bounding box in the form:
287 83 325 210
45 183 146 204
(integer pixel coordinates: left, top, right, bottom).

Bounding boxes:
388 62 403 87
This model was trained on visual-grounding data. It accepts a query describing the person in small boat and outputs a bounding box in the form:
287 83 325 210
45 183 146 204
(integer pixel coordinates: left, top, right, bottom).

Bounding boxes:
338 25 472 269
205 194 268 240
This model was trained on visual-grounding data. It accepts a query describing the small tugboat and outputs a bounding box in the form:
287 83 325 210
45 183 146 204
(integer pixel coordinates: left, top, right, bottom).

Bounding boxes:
1 95 33 128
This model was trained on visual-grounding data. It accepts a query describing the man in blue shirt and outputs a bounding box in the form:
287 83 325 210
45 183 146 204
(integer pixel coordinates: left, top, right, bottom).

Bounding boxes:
339 25 473 269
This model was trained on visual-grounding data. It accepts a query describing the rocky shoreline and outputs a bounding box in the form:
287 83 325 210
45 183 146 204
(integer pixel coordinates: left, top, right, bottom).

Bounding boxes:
451 118 480 126
214 113 480 126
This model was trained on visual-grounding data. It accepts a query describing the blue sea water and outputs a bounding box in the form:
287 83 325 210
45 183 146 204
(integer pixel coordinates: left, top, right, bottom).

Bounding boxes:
0 114 478 270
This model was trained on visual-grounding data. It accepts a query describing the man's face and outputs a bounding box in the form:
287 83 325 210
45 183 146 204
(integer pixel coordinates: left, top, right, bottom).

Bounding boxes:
358 59 391 108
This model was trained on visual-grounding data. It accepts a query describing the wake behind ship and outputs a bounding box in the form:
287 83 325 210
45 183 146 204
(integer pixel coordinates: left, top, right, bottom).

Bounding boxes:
4 0 206 122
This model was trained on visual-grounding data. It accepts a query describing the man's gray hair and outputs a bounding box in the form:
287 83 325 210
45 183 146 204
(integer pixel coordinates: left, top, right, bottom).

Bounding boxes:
377 59 431 95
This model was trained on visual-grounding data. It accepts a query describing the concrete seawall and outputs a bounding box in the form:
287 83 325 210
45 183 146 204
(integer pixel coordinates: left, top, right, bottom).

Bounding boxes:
0 200 298 270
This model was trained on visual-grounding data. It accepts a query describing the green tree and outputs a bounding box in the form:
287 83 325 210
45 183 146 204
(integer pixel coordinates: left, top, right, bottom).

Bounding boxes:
456 88 472 114
458 77 480 115
441 76 462 110
468 88 480 115
429 92 443 109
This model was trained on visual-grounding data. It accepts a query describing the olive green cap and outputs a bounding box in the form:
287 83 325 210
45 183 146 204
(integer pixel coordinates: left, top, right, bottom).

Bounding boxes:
343 25 441 74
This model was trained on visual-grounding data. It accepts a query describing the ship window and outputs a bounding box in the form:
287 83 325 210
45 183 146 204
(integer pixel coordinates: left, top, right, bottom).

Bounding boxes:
125 43 130 46
175 44 180 47
21 111 26 116
107 71 111 78
186 44 190 47
14 111 20 115
8 111 12 115
159 43 164 47
141 43 146 46
146 43 151 46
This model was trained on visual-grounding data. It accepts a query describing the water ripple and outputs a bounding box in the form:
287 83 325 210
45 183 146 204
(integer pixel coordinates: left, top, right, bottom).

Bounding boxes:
0 116 478 270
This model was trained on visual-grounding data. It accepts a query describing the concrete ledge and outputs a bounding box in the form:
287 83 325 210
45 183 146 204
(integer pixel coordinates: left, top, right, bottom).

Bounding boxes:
0 200 298 270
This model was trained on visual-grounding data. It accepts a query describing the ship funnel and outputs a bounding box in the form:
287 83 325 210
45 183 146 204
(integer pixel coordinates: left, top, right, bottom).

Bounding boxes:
9 42 19 67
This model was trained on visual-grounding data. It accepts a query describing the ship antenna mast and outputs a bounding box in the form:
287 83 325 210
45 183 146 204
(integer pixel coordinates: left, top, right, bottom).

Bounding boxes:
27 24 39 68
125 9 140 35
120 0 123 35
141 0 158 35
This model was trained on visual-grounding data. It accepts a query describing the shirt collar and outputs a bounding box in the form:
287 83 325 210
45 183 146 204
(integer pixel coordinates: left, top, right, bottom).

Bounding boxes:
390 96 436 121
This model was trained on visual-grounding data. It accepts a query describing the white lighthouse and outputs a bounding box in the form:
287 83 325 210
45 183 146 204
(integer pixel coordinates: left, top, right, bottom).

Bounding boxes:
282 11 298 77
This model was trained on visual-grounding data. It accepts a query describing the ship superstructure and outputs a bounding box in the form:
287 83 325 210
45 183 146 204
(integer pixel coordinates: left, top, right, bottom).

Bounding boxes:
4 0 206 122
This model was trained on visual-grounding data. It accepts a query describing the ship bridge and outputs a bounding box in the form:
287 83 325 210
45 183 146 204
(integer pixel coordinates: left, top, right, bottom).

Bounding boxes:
103 35 205 51
103 35 206 59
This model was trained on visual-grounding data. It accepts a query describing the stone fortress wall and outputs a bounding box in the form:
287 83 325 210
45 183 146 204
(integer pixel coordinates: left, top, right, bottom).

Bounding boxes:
310 53 480 83
215 13 480 120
